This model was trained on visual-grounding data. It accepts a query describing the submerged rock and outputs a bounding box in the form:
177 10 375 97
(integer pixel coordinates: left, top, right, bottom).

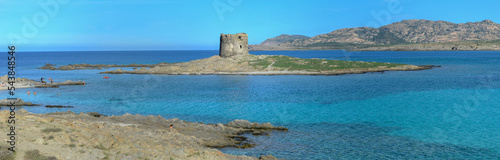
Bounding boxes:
228 119 288 131
227 119 253 128
45 105 74 108
39 63 57 70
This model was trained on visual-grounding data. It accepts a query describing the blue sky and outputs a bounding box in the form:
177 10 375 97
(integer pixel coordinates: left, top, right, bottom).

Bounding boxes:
1 0 499 51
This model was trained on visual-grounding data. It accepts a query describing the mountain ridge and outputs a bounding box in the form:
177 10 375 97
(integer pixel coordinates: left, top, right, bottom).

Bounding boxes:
251 19 500 51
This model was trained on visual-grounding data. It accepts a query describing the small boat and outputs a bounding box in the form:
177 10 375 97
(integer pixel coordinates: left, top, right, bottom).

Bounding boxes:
103 76 109 79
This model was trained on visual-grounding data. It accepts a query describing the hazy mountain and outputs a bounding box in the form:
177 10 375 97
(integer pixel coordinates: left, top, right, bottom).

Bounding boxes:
259 34 310 46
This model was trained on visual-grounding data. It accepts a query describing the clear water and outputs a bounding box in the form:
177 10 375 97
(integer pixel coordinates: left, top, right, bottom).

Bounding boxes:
1 50 499 159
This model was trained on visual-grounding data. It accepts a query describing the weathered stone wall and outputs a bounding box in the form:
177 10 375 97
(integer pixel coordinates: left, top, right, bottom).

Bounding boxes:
219 33 248 58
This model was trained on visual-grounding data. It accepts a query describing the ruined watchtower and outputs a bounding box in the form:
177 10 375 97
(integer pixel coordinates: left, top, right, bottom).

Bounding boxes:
219 33 248 58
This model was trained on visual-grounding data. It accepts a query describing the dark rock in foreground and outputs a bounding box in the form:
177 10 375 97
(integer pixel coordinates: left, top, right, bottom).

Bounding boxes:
86 112 106 117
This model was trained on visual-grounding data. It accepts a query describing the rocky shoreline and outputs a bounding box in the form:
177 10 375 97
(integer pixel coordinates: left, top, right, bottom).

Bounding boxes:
98 54 434 75
37 53 437 75
0 75 85 91
0 98 38 106
0 109 285 159
39 63 160 70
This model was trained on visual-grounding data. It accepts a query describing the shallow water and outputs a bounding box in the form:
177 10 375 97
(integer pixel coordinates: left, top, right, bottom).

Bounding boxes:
1 50 499 159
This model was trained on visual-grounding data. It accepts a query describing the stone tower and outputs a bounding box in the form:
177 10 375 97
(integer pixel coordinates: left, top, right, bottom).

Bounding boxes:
219 33 248 58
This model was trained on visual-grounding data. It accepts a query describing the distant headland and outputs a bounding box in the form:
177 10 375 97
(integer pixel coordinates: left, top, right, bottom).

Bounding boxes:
250 19 500 51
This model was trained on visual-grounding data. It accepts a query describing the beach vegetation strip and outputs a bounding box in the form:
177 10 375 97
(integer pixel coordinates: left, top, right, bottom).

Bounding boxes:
245 55 405 71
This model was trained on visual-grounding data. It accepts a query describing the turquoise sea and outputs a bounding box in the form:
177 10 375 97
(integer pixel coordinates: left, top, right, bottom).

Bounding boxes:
1 50 500 159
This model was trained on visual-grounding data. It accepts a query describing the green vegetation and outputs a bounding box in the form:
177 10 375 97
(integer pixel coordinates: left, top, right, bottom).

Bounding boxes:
247 55 405 71
41 128 62 133
24 150 57 160
94 144 109 150
103 152 110 159
373 29 407 44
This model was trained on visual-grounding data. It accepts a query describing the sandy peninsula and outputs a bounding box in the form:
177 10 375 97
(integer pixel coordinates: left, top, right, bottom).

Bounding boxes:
99 54 435 75
40 54 435 75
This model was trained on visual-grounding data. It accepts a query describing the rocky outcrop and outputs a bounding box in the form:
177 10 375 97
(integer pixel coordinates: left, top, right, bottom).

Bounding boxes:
39 63 57 70
86 112 106 117
0 109 284 159
0 75 85 91
220 33 249 58
0 98 38 106
57 80 86 85
227 119 288 131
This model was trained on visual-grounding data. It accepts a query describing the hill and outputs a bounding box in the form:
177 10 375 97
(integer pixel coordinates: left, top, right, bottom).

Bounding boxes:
260 34 310 46
250 19 500 51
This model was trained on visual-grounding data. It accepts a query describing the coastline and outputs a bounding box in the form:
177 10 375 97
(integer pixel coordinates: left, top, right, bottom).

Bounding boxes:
84 54 435 75
0 75 84 91
101 66 436 75
0 109 285 159
6 50 499 159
